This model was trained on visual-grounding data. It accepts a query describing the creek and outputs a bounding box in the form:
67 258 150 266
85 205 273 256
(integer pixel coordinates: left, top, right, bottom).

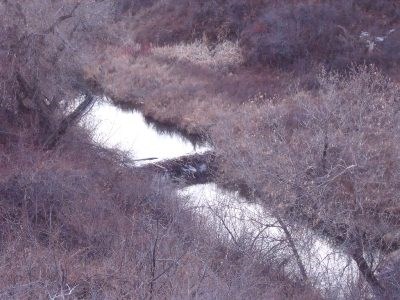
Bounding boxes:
83 97 359 297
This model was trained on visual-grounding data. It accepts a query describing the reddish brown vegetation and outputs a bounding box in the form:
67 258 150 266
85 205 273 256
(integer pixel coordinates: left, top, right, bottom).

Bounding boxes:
116 0 400 72
1 128 319 298
2 0 400 298
0 1 322 298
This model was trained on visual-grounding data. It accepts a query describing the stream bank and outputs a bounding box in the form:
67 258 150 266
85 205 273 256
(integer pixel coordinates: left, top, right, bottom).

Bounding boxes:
82 97 362 297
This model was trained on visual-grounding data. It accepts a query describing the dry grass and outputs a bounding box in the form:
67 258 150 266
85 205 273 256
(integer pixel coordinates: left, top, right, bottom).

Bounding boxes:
0 119 318 299
90 38 400 295
3 0 400 297
152 40 243 70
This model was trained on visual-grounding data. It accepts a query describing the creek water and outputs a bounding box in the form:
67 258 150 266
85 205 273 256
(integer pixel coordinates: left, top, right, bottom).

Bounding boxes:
84 97 358 297
82 99 211 164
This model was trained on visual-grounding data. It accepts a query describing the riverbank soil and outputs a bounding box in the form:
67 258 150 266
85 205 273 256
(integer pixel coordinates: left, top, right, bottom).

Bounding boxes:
87 1 400 296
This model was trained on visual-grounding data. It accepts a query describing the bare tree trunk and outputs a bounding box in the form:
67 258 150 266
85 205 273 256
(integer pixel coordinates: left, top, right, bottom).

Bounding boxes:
349 239 385 299
321 134 328 172
149 220 159 300
44 93 95 150
276 216 308 281
16 72 51 117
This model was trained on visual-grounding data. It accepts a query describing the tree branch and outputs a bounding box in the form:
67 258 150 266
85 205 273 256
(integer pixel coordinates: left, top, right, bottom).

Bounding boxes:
44 93 95 150
44 3 80 35
276 216 308 281
349 237 385 298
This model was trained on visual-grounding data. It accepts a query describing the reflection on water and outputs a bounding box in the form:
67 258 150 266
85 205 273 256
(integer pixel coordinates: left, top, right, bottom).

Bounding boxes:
82 98 210 164
87 98 358 297
180 183 357 296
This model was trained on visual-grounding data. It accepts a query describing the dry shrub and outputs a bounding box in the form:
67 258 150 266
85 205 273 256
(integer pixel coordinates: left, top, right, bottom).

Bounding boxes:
240 2 366 70
355 0 400 20
376 30 400 71
239 1 400 72
190 65 400 297
152 40 243 70
267 67 400 245
116 0 400 73
127 0 263 46
216 67 400 297
0 117 316 299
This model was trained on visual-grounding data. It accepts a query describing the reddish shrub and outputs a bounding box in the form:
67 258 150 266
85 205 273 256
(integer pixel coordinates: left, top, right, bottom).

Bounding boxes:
240 2 365 69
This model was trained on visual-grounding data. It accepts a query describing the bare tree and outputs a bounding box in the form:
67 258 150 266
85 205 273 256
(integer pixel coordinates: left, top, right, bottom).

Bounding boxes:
214 66 400 297
0 0 112 147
